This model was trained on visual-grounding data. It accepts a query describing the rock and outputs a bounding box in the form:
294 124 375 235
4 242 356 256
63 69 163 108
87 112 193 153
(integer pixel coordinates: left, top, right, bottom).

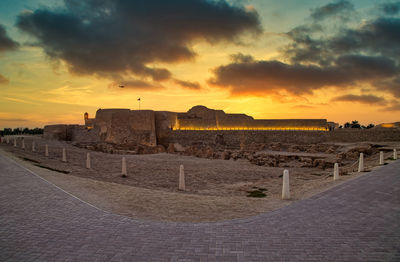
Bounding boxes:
184 146 195 156
195 149 205 158
156 145 166 153
231 151 240 160
326 146 336 154
205 147 214 158
215 134 225 145
300 157 313 167
86 145 95 151
258 144 267 150
221 150 231 160
173 143 186 152
167 143 175 153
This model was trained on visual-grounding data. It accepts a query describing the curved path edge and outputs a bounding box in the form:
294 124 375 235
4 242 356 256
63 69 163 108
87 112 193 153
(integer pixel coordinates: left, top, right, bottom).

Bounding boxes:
1 151 399 261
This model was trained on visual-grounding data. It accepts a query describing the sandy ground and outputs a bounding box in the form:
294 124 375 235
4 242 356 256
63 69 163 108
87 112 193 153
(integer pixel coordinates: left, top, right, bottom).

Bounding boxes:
1 136 397 222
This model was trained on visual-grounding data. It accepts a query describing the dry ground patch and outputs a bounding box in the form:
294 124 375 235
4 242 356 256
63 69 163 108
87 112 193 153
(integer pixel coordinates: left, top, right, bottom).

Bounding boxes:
1 136 397 222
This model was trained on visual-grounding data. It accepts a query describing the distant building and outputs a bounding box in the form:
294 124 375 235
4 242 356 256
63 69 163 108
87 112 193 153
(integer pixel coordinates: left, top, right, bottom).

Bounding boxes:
44 105 336 147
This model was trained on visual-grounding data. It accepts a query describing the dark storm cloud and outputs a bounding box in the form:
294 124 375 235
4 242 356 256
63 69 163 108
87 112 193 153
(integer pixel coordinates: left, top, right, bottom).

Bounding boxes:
379 1 400 15
209 54 399 95
328 17 400 59
211 1 400 99
310 0 354 21
16 0 261 82
284 17 400 65
0 24 18 53
174 79 201 90
332 94 386 104
284 24 330 65
0 73 9 84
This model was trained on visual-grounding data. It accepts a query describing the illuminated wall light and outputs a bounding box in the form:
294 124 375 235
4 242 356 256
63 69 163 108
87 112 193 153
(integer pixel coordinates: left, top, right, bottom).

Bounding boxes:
174 126 329 131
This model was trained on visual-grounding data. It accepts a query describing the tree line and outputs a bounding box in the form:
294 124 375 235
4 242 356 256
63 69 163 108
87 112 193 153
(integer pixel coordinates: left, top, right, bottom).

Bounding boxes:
0 128 44 136
339 121 375 129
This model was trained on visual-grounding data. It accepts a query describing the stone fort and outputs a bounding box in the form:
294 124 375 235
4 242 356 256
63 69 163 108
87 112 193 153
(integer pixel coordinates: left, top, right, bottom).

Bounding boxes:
44 105 399 148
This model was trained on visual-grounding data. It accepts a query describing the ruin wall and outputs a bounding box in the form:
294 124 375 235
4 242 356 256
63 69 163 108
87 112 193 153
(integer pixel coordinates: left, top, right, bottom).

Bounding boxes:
43 124 80 141
70 126 101 143
95 109 157 146
167 129 400 147
216 113 253 128
252 119 327 128
155 111 177 146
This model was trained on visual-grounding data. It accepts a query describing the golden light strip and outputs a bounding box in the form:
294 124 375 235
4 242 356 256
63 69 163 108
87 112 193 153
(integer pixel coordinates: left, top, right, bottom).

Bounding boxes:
173 127 329 131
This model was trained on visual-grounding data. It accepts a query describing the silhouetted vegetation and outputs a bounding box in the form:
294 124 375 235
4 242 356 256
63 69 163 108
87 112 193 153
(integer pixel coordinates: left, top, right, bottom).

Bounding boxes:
341 121 375 129
0 127 43 136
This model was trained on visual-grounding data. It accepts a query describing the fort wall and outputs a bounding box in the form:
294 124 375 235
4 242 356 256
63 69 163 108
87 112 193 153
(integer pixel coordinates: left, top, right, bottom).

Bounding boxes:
43 124 80 141
95 109 157 146
155 111 178 146
167 129 400 147
43 105 399 149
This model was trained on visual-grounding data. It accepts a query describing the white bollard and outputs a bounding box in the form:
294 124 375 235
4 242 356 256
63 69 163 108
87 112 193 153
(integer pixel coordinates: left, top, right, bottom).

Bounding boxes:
45 144 49 157
179 164 186 191
86 152 91 169
121 157 127 177
394 149 398 160
334 163 339 181
358 153 364 172
282 169 290 200
62 148 67 162
13 139 17 147
32 141 36 152
22 139 25 149
379 151 384 165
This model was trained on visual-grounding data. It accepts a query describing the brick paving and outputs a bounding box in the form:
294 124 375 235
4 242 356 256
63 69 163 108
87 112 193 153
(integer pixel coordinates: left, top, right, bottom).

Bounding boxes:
0 152 399 262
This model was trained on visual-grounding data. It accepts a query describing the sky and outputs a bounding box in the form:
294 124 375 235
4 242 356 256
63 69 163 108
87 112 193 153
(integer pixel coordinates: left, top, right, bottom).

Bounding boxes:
0 0 399 128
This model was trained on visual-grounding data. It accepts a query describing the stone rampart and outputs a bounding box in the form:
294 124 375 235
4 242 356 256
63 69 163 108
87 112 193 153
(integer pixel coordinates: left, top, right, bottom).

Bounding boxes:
43 124 79 141
175 106 328 130
95 109 157 146
44 105 398 149
155 111 177 146
167 129 400 147
70 125 100 143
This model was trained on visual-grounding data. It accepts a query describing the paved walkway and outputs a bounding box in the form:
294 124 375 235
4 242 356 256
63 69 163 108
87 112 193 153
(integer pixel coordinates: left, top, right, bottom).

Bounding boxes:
0 153 399 262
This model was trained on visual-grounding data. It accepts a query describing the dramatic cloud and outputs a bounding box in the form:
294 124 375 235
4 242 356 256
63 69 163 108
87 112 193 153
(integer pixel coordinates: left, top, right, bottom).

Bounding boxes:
174 79 201 90
210 1 400 99
285 17 400 66
332 94 386 104
0 73 9 85
328 18 400 60
0 24 18 53
209 54 399 95
310 0 354 21
379 1 400 15
16 0 261 82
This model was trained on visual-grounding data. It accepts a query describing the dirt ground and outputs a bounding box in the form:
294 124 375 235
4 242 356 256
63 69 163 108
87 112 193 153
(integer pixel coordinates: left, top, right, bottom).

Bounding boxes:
1 136 398 222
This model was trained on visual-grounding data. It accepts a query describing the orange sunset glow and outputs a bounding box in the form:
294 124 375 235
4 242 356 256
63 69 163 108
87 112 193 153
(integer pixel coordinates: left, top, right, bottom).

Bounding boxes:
0 0 399 128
